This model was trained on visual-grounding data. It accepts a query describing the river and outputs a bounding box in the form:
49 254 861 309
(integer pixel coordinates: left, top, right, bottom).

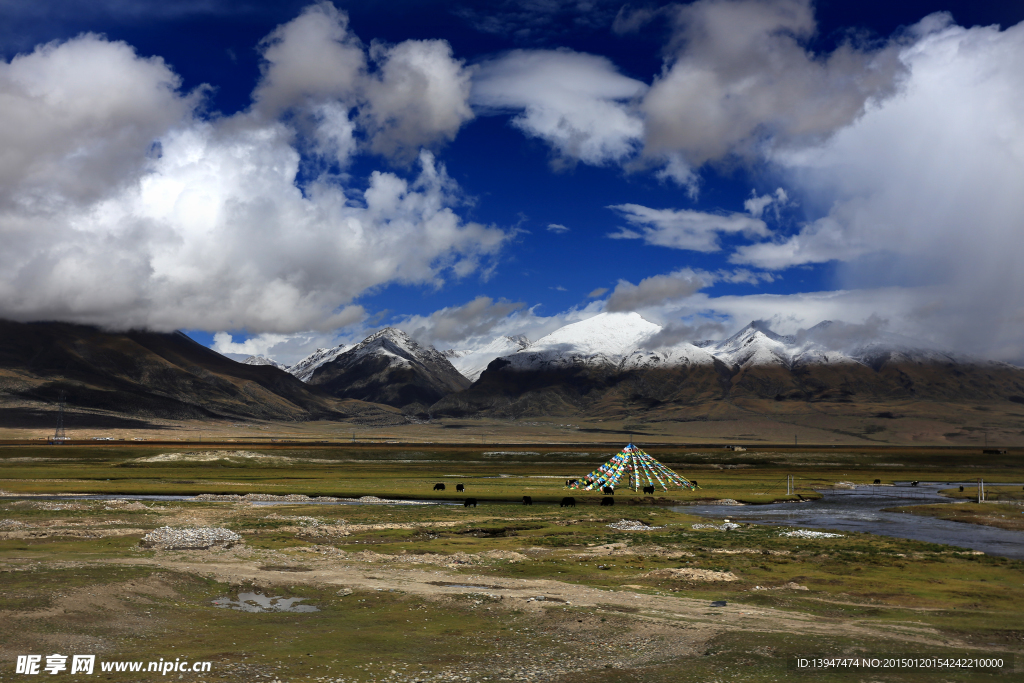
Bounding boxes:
673 482 1024 560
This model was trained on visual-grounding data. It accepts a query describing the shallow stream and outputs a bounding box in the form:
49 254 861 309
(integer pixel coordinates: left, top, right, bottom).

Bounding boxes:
673 482 1024 560
9 484 1024 559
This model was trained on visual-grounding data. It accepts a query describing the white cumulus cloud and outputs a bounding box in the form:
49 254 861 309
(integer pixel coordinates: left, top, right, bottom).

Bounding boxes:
608 203 769 252
641 0 904 170
730 15 1024 357
0 4 508 334
472 49 647 166
363 39 475 162
606 268 711 312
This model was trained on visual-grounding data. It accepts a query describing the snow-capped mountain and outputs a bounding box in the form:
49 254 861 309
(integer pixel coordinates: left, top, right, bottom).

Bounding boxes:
500 312 664 370
242 355 288 370
307 328 469 411
489 312 716 373
430 312 1023 419
287 344 351 382
444 334 531 381
488 314 975 374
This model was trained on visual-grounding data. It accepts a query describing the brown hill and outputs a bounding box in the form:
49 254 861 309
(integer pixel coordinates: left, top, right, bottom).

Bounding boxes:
309 328 470 414
0 320 399 424
430 354 1024 420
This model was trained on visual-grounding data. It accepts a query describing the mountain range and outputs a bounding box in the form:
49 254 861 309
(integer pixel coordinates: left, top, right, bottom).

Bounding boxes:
429 312 1024 418
4 313 1023 429
0 320 401 427
239 312 1024 420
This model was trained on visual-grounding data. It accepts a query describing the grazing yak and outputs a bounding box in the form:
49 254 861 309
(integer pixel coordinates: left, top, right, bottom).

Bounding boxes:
911 481 920 487
456 483 465 493
560 496 576 508
522 496 532 505
642 485 655 495
874 479 881 484
600 497 614 506
464 498 477 507
601 486 614 495
691 479 698 487
433 483 446 491
566 479 578 487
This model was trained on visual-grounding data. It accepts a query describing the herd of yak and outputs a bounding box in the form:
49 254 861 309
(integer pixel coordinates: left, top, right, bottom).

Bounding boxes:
427 478 691 508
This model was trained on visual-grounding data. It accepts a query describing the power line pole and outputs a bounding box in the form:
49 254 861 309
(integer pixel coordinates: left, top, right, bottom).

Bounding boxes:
53 391 67 444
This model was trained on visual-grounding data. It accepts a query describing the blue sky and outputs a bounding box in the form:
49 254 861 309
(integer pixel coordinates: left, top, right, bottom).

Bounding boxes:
2 0 1023 365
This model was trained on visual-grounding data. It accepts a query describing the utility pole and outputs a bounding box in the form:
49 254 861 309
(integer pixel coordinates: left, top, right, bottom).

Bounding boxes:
53 391 67 444
978 478 984 503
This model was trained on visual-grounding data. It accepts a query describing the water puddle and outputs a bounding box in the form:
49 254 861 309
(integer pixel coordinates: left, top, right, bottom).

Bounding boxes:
212 592 318 613
258 565 312 572
427 581 507 590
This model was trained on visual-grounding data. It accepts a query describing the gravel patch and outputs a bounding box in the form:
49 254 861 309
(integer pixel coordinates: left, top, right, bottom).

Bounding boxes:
140 526 242 549
0 519 29 529
192 493 342 502
779 529 844 539
644 568 739 582
192 493 433 505
263 513 329 527
606 519 664 531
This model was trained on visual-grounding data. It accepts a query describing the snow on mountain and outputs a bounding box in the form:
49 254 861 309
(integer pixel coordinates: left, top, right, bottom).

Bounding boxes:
444 335 531 381
287 344 351 382
709 321 797 368
632 342 717 369
340 328 450 369
496 313 715 373
242 355 288 370
306 327 469 408
501 312 662 370
486 314 976 376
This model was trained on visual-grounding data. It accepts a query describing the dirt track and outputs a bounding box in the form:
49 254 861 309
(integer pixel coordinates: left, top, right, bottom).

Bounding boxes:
93 546 960 651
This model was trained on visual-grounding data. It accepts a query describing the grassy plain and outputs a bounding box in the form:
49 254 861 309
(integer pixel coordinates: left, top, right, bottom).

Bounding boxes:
1 443 1022 682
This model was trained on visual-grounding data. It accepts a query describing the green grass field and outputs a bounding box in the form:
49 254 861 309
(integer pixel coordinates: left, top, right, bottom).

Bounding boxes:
1 443 1022 681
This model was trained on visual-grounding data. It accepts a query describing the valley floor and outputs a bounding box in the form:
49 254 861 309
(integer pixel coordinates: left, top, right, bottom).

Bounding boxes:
0 444 1022 681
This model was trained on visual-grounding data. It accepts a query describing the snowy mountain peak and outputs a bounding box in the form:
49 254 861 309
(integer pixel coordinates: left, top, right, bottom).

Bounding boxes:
481 315 980 378
342 327 452 369
306 326 470 407
288 344 351 382
501 312 664 372
444 334 533 381
713 321 796 368
242 355 287 370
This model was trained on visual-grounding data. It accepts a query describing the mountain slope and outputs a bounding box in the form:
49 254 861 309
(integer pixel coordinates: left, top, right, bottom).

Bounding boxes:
431 315 1024 418
287 344 352 382
0 320 396 423
444 335 531 381
309 328 470 412
243 355 288 370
